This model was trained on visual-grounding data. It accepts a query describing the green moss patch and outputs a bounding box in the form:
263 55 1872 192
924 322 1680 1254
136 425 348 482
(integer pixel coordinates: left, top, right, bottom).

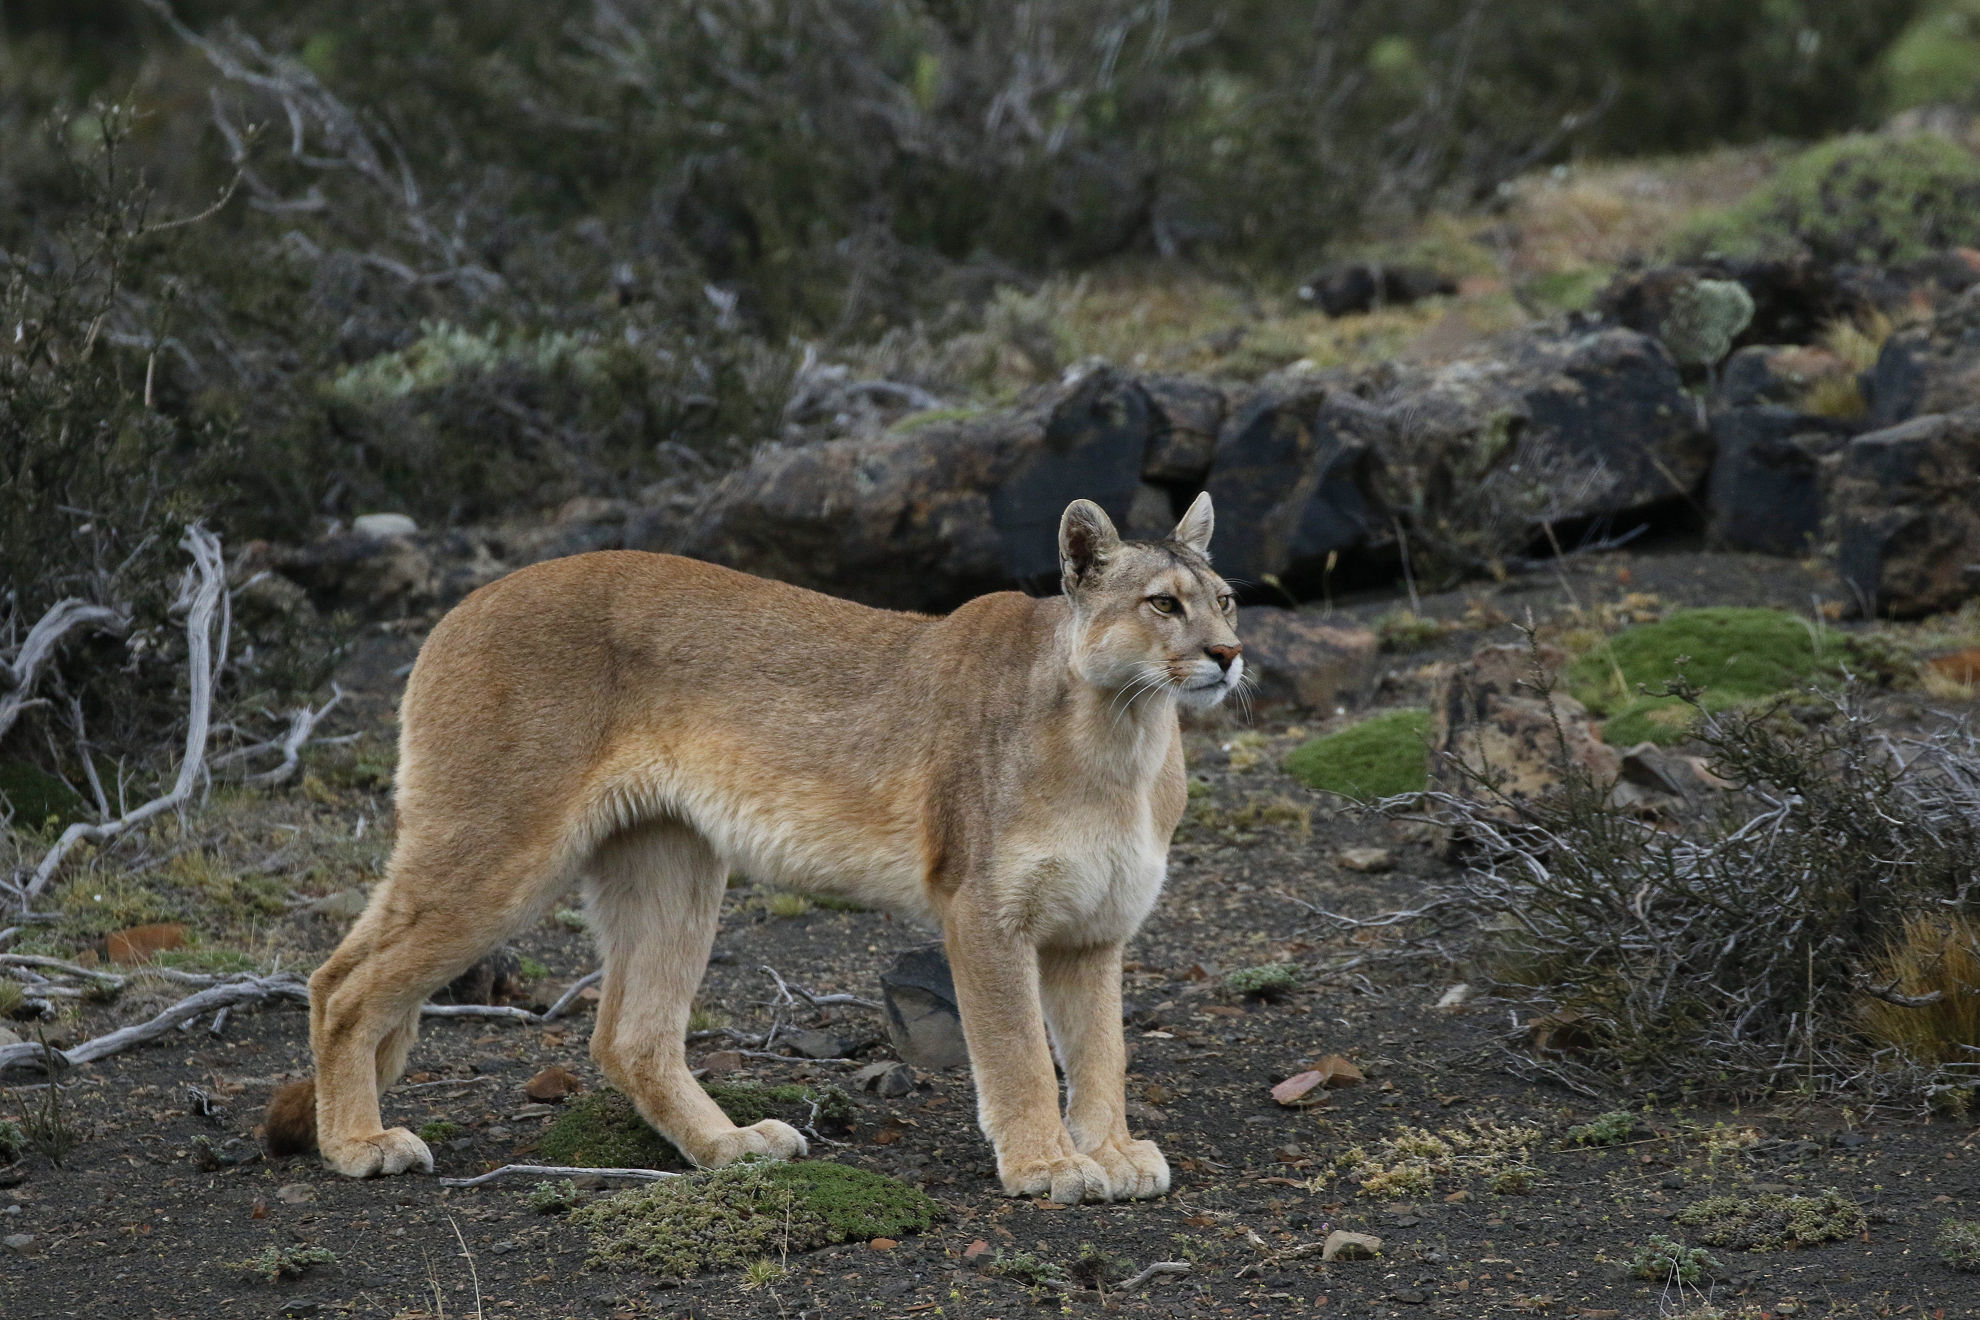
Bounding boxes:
536 1083 852 1171
573 1158 938 1276
1672 1188 1865 1251
1283 709 1431 800
1569 607 1848 746
1675 134 1980 266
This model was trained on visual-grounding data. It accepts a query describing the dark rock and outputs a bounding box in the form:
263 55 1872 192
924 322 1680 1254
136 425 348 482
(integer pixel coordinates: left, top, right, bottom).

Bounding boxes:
1718 344 1850 409
852 1059 916 1099
672 368 1154 610
782 1028 853 1060
1234 608 1379 709
879 946 969 1071
1597 258 1875 352
1706 407 1852 555
1141 376 1226 484
1862 286 1980 428
1200 381 1333 585
1284 394 1391 585
1835 405 1980 617
1298 262 1455 317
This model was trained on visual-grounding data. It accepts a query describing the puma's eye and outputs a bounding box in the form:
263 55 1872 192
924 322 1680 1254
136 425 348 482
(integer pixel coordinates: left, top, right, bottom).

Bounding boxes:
1148 595 1181 616
1218 594 1236 614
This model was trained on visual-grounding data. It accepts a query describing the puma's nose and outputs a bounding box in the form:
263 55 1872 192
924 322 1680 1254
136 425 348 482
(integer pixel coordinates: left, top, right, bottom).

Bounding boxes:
1204 643 1242 671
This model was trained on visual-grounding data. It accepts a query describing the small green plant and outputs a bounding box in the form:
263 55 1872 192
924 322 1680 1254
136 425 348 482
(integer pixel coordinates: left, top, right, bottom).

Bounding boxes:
1072 1242 1130 1288
574 1158 938 1276
231 1243 340 1282
1673 1189 1865 1251
417 1119 462 1144
984 1248 1070 1289
524 1179 583 1214
16 1028 80 1165
765 892 812 918
1225 963 1301 1001
1628 1234 1720 1284
1566 1111 1634 1146
1937 1217 1980 1272
1283 709 1431 799
740 1257 787 1290
1490 1166 1536 1195
555 908 588 931
0 1117 23 1163
1375 608 1447 651
0 980 23 1020
517 955 550 981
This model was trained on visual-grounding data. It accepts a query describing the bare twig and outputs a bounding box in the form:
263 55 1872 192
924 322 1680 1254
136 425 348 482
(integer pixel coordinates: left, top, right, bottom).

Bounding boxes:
0 973 308 1073
438 1163 680 1189
0 600 127 745
21 526 226 906
1119 1261 1192 1289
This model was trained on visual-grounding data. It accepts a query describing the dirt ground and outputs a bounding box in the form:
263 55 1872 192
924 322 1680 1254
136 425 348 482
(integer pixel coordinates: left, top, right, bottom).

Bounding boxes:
6 547 1980 1319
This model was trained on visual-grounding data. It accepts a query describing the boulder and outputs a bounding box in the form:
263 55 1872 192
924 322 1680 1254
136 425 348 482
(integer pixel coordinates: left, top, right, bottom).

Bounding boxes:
1429 642 1620 810
1862 287 1980 428
1234 608 1379 709
879 946 969 1070
1718 344 1851 409
1140 376 1226 485
1706 407 1853 555
672 367 1155 610
1834 405 1980 617
1284 393 1392 587
1200 380 1334 585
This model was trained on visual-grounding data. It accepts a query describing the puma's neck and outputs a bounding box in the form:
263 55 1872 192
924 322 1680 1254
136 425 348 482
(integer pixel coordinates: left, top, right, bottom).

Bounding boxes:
1041 600 1179 789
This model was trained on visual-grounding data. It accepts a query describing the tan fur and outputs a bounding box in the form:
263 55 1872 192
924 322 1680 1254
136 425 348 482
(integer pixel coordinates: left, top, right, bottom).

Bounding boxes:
264 494 1242 1201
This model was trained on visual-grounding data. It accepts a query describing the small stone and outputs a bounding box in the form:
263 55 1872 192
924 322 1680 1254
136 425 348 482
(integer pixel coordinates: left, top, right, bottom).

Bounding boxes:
1392 1290 1428 1305
352 512 419 539
1338 847 1393 873
1314 1054 1365 1088
700 1050 745 1073
523 1065 584 1102
783 1028 852 1060
1434 983 1474 1010
880 946 969 1070
3 1232 37 1255
276 1183 317 1205
869 1237 898 1250
1444 1189 1469 1203
852 1060 915 1099
1321 1230 1382 1262
1832 1131 1868 1149
1271 1071 1327 1107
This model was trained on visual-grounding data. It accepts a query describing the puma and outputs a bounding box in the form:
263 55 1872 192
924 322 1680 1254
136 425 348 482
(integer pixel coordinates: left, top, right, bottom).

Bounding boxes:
263 493 1243 1203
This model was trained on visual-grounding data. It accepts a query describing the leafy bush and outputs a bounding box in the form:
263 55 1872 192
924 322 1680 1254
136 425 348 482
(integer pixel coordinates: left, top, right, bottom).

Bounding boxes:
573 1158 937 1276
1225 963 1301 1000
1673 1189 1865 1251
1284 710 1431 800
1675 133 1980 265
1566 1111 1635 1146
1628 1234 1721 1283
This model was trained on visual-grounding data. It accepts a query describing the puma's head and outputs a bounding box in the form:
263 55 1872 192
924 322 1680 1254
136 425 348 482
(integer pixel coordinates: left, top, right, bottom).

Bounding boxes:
1058 492 1244 711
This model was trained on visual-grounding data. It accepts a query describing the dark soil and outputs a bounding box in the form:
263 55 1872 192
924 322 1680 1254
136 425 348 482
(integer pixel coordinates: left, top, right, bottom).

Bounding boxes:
5 549 1979 1319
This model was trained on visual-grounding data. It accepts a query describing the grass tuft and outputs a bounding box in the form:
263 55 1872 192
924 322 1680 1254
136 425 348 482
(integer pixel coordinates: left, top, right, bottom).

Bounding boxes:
1857 914 1980 1067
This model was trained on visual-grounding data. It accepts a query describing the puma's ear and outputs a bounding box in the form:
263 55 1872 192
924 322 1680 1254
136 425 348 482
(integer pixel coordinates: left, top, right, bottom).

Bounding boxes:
1172 491 1214 558
1059 499 1121 587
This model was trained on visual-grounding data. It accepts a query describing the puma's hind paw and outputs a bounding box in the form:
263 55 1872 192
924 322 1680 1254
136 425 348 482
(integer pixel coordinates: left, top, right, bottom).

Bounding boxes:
321 1126 434 1178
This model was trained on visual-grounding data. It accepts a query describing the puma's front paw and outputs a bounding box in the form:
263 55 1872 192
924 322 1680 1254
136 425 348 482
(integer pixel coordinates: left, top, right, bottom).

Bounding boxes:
1085 1137 1170 1200
998 1150 1111 1204
693 1119 809 1168
321 1127 434 1178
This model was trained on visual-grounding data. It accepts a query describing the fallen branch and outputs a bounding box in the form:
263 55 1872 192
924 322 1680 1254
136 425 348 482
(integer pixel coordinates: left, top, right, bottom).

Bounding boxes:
207 684 347 785
21 526 227 906
438 1163 680 1189
0 599 128 745
420 969 603 1024
1118 1261 1191 1290
0 972 307 1073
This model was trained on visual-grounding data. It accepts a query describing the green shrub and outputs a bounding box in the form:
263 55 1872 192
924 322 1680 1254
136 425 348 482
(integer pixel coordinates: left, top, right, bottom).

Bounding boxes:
1938 1217 1980 1271
1628 1234 1721 1283
229 1244 339 1282
984 1248 1071 1288
1675 134 1980 266
573 1158 937 1276
1673 1189 1865 1251
0 1118 23 1163
1225 963 1301 1000
1284 710 1431 800
417 1119 462 1144
1570 608 1848 746
524 1179 583 1214
1566 1111 1635 1146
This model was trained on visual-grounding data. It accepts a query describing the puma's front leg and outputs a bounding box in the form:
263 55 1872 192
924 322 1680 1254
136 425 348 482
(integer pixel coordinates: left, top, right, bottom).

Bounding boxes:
1041 943 1170 1200
944 901 1110 1204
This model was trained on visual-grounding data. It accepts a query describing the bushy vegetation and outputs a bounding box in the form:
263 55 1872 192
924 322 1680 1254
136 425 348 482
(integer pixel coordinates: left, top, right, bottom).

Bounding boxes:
1672 1189 1865 1251
1226 962 1301 1000
1675 134 1980 265
1285 709 1431 799
1938 1218 1980 1272
573 1158 937 1276
1628 1234 1721 1284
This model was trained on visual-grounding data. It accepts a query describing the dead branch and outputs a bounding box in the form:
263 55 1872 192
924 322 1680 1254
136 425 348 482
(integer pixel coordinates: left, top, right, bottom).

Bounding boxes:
420 969 602 1024
0 599 128 745
1118 1261 1192 1290
206 683 346 785
0 972 307 1073
20 525 227 906
438 1163 679 1189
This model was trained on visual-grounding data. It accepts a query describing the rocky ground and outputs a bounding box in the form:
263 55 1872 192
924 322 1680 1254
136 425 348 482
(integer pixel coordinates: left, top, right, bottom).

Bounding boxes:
6 545 1980 1320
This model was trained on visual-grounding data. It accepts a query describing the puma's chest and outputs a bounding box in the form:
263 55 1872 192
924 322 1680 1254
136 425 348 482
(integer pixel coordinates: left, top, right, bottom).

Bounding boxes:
999 803 1171 947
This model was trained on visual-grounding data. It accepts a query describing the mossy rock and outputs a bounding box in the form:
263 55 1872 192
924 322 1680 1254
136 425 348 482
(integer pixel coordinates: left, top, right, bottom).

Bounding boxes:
1672 1188 1865 1251
572 1158 939 1275
1283 709 1431 800
536 1083 853 1170
1674 134 1980 266
1568 607 1849 747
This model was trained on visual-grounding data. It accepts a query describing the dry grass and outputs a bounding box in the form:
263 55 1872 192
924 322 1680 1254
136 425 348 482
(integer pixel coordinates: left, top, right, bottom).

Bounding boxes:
1858 913 1980 1067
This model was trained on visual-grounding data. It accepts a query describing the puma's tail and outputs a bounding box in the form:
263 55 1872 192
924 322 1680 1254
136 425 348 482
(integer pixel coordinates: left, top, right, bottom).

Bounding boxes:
263 1078 319 1155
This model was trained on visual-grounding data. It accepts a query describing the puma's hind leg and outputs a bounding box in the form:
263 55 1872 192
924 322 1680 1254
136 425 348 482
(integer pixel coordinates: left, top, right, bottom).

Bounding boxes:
306 834 566 1177
584 820 806 1168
